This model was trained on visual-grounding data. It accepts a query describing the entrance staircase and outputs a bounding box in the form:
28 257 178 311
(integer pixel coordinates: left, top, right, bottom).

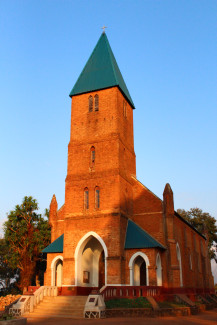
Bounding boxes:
24 296 88 319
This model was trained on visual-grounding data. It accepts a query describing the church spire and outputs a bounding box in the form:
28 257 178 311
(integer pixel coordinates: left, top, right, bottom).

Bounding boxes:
69 33 135 109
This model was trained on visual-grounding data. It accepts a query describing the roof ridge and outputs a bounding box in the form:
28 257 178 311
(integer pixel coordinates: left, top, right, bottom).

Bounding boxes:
69 34 104 95
132 175 163 202
104 33 119 85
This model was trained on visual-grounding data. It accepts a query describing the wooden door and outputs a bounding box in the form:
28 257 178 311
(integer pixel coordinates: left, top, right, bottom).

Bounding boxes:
140 261 146 285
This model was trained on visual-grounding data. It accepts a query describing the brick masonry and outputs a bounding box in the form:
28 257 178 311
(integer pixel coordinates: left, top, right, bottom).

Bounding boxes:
44 86 214 292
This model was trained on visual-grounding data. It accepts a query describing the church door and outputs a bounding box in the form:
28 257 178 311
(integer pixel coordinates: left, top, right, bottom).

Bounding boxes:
140 261 146 285
98 251 105 288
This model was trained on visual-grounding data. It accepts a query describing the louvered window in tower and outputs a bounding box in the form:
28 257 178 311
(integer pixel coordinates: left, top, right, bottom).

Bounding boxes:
89 96 93 112
94 94 99 111
95 187 100 209
84 188 89 209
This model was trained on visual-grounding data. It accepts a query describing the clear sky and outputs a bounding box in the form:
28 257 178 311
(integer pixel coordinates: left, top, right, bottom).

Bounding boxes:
0 0 217 276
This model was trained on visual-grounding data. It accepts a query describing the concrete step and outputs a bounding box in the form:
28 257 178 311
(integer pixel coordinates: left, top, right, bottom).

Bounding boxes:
146 296 160 310
33 307 84 312
24 295 87 319
26 313 84 318
175 294 196 307
42 298 87 303
29 308 84 314
39 301 86 305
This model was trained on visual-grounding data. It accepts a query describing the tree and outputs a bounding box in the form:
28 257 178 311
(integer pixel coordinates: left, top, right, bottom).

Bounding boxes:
177 207 217 262
3 196 51 290
0 238 19 294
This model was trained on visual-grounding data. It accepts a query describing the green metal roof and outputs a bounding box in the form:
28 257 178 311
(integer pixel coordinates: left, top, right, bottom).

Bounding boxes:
42 234 64 253
69 33 135 109
125 220 165 250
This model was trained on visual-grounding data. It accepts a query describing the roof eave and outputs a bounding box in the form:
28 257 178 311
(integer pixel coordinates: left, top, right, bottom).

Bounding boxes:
174 211 206 240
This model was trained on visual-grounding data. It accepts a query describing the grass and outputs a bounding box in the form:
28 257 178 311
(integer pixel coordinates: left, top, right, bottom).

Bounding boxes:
105 297 152 309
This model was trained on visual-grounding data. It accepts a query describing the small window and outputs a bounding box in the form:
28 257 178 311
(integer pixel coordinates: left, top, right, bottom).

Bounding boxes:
200 239 203 255
123 101 127 118
184 228 187 246
89 96 93 112
90 146 95 164
95 187 100 209
84 188 89 209
197 253 201 271
189 253 192 270
94 94 99 111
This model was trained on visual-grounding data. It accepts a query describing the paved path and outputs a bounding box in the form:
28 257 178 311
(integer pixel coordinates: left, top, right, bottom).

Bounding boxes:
27 308 217 325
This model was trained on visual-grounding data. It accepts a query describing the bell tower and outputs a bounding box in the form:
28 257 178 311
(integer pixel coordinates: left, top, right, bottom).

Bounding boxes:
44 32 138 287
64 33 136 217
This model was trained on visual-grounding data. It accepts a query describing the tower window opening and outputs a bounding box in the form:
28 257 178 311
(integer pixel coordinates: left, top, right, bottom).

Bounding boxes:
84 188 89 209
89 96 93 112
95 187 100 209
94 94 99 111
90 146 95 164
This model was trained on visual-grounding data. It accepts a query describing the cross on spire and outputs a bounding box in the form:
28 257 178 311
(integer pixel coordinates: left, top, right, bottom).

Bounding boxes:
101 25 107 33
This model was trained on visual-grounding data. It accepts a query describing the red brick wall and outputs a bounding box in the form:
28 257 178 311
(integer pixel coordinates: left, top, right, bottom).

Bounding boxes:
45 86 213 291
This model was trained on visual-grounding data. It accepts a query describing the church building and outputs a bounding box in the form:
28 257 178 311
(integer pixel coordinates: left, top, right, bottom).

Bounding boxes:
43 33 214 295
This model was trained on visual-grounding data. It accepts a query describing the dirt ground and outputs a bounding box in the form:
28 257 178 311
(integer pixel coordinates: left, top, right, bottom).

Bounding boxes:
27 308 217 325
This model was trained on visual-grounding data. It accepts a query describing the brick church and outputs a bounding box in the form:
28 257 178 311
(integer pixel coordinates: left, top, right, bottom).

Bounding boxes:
43 32 214 294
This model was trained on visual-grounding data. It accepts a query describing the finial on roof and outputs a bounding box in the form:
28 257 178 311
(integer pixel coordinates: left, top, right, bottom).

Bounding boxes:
163 183 173 194
101 25 107 33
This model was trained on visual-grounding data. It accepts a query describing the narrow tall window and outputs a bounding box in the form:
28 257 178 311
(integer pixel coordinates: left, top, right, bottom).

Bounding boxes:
90 146 95 165
176 243 183 287
95 186 100 209
84 188 89 209
94 94 99 111
123 101 127 118
189 253 192 270
89 96 93 112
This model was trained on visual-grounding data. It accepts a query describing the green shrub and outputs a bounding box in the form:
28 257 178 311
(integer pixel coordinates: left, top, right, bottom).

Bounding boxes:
105 297 152 309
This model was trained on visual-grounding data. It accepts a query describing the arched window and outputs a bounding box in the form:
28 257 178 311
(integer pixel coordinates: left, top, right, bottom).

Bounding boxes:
95 186 100 209
84 188 89 209
89 96 93 112
189 253 192 270
176 243 183 287
94 94 99 111
156 253 162 286
200 239 203 255
90 146 95 165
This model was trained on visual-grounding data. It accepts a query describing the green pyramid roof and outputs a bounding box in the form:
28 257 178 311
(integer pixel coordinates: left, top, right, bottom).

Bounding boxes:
42 234 64 253
69 33 135 109
125 220 165 250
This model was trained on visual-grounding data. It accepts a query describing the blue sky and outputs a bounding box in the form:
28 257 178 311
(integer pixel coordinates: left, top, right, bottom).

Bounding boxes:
0 0 216 244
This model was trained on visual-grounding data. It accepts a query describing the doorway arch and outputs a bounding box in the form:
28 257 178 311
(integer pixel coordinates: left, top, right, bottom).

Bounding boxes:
74 232 108 287
51 255 63 286
129 252 150 286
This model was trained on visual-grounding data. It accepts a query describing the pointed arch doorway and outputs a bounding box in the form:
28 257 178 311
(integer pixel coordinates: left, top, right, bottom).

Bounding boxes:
75 232 107 288
51 256 63 287
129 252 150 286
